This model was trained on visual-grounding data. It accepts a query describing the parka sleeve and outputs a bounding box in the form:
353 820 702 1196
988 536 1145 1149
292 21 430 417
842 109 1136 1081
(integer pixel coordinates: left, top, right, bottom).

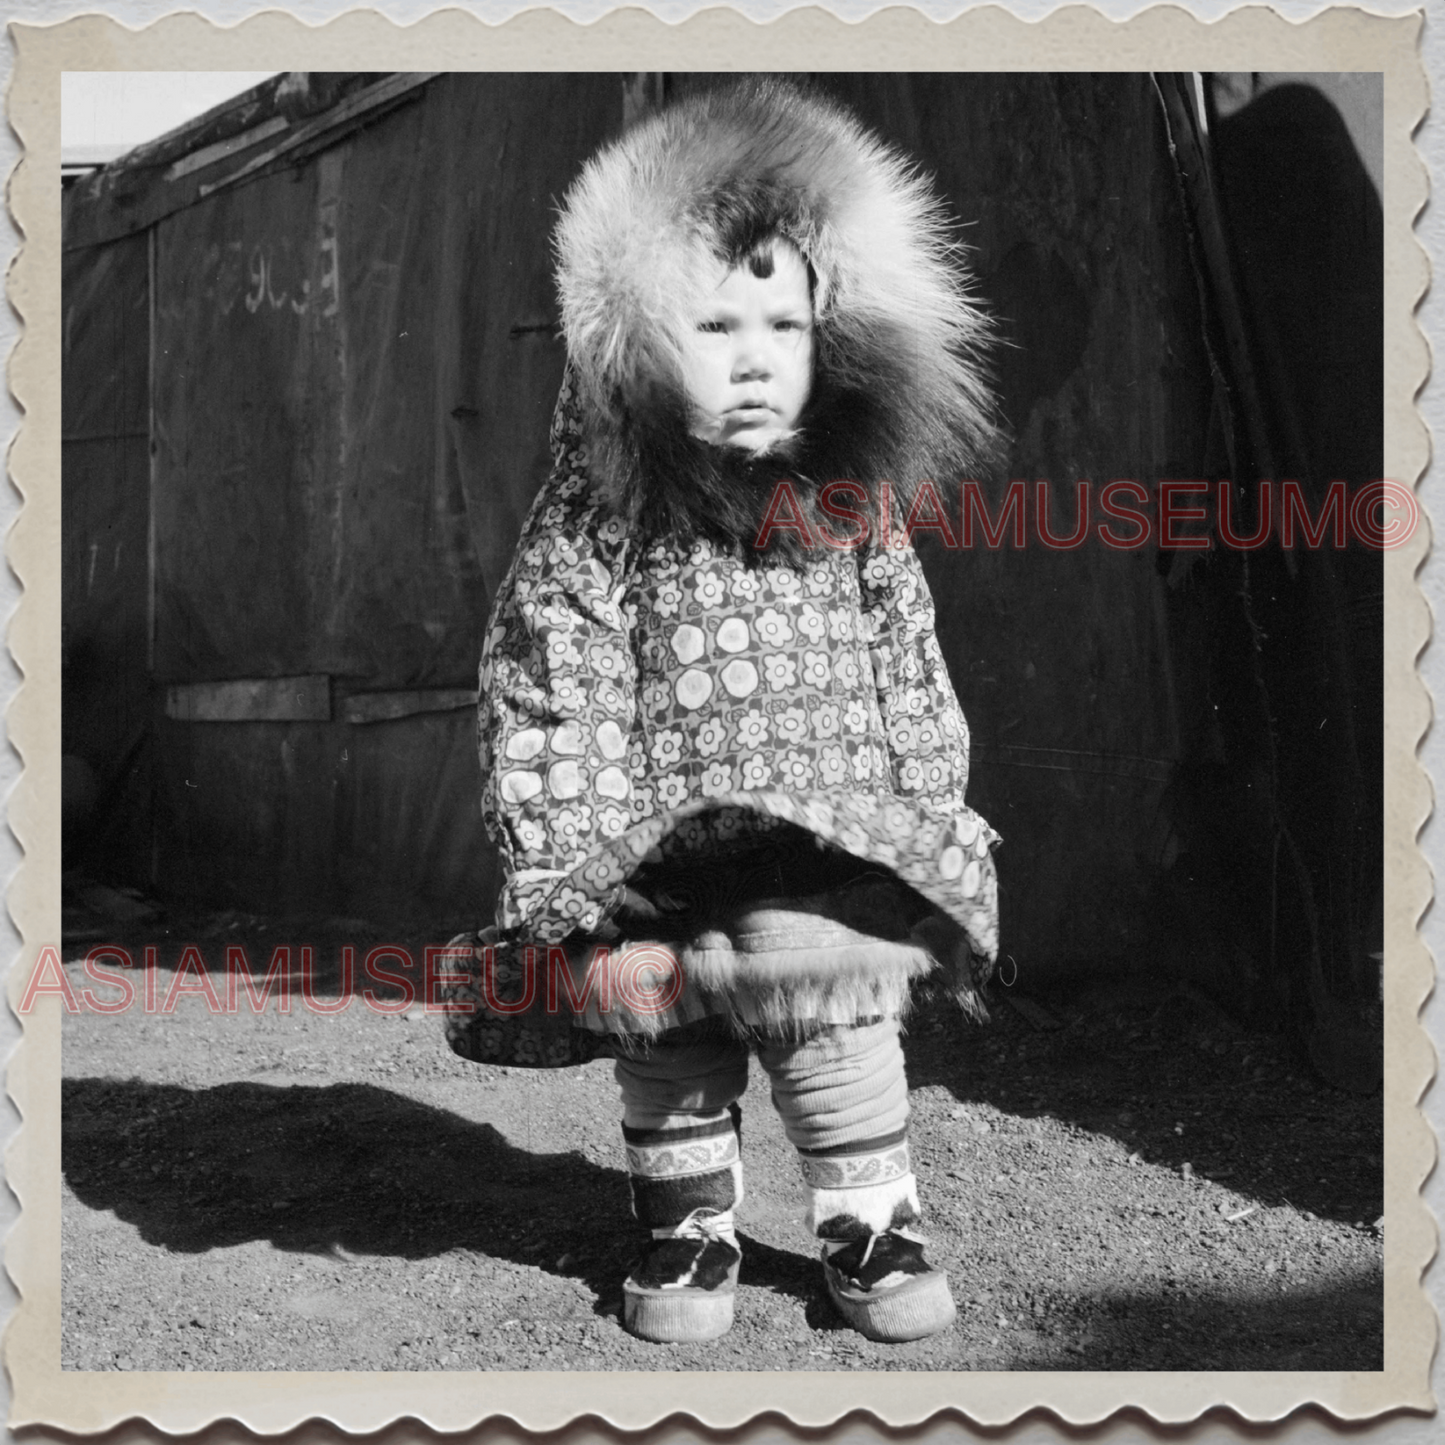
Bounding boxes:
477 375 639 941
856 538 975 818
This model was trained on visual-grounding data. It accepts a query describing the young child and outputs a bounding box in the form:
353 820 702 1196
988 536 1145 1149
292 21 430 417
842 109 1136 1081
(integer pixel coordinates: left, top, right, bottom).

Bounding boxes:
474 79 1001 1345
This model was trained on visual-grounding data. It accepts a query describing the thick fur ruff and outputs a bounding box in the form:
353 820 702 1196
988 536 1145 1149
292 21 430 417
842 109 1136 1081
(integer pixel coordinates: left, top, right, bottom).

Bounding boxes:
554 79 1000 557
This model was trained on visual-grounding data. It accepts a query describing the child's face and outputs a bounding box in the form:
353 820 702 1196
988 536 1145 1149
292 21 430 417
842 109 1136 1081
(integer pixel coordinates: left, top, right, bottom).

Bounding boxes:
680 242 813 454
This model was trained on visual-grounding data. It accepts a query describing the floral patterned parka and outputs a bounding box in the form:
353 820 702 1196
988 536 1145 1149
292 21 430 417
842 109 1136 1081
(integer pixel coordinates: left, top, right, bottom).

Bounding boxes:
477 373 1001 1026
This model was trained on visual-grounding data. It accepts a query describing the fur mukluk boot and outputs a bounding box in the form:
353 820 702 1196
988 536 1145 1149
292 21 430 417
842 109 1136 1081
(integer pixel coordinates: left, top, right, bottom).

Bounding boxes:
802 1136 957 1342
620 1106 744 1343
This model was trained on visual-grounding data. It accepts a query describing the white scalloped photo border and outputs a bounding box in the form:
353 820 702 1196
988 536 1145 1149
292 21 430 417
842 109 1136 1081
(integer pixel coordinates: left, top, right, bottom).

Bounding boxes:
5 5 1432 1433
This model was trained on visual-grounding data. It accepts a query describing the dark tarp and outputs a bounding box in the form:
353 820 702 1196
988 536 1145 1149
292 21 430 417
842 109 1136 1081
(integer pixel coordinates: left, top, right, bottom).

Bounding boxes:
1207 81 1385 1025
67 74 625 924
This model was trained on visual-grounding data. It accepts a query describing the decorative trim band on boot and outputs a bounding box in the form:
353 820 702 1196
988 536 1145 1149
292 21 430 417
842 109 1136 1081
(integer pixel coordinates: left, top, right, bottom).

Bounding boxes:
800 1134 920 1238
621 1109 743 1343
798 1132 912 1194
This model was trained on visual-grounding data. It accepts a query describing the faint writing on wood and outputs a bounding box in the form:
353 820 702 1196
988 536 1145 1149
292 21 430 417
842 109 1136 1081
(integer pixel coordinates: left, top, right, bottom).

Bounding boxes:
241 237 339 319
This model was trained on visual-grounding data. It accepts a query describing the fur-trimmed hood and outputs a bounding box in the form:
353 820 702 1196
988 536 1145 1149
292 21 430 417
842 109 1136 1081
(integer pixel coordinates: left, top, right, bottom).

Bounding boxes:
554 79 1000 556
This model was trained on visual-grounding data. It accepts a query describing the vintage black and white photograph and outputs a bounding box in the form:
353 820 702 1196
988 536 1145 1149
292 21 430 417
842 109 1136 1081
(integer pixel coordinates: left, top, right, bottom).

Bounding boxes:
50 58 1397 1389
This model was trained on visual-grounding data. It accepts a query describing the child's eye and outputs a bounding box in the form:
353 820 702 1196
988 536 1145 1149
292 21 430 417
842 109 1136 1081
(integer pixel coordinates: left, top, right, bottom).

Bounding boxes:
697 320 728 334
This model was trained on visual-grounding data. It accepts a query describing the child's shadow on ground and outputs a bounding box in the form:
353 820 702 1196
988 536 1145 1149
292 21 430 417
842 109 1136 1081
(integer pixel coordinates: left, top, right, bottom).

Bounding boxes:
62 1076 643 1312
736 1232 824 1318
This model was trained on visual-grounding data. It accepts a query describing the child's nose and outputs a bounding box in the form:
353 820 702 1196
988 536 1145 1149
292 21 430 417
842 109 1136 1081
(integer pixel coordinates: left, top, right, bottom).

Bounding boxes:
732 338 773 381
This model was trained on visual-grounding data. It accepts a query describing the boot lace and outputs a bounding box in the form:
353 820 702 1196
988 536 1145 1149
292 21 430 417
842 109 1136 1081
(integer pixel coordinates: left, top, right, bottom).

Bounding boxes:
655 1206 736 1243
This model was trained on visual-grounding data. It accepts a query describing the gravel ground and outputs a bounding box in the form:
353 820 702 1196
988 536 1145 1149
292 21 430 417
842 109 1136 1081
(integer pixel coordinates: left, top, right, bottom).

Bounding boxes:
60 913 1383 1373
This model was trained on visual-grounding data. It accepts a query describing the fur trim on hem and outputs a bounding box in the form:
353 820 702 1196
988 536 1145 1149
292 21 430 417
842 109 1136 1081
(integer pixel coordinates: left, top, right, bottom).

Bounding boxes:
576 950 930 1043
567 870 943 1038
682 937 934 992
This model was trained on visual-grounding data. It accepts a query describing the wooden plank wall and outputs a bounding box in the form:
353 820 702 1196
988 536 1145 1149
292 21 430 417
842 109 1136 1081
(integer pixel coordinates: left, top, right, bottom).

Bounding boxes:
62 234 154 876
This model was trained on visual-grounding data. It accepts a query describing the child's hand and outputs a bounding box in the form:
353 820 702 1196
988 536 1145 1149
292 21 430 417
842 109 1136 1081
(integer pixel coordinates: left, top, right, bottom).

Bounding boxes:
603 885 692 941
617 886 664 922
909 911 963 964
593 887 667 943
911 910 976 983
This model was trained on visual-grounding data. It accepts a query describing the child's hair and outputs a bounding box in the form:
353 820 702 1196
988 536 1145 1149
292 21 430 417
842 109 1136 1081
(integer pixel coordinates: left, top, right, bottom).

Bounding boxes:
704 188 807 282
729 232 818 305
734 234 786 281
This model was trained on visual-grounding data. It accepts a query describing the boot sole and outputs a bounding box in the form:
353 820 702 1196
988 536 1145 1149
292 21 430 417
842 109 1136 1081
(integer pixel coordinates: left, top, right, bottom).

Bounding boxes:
823 1258 957 1342
623 1280 737 1343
